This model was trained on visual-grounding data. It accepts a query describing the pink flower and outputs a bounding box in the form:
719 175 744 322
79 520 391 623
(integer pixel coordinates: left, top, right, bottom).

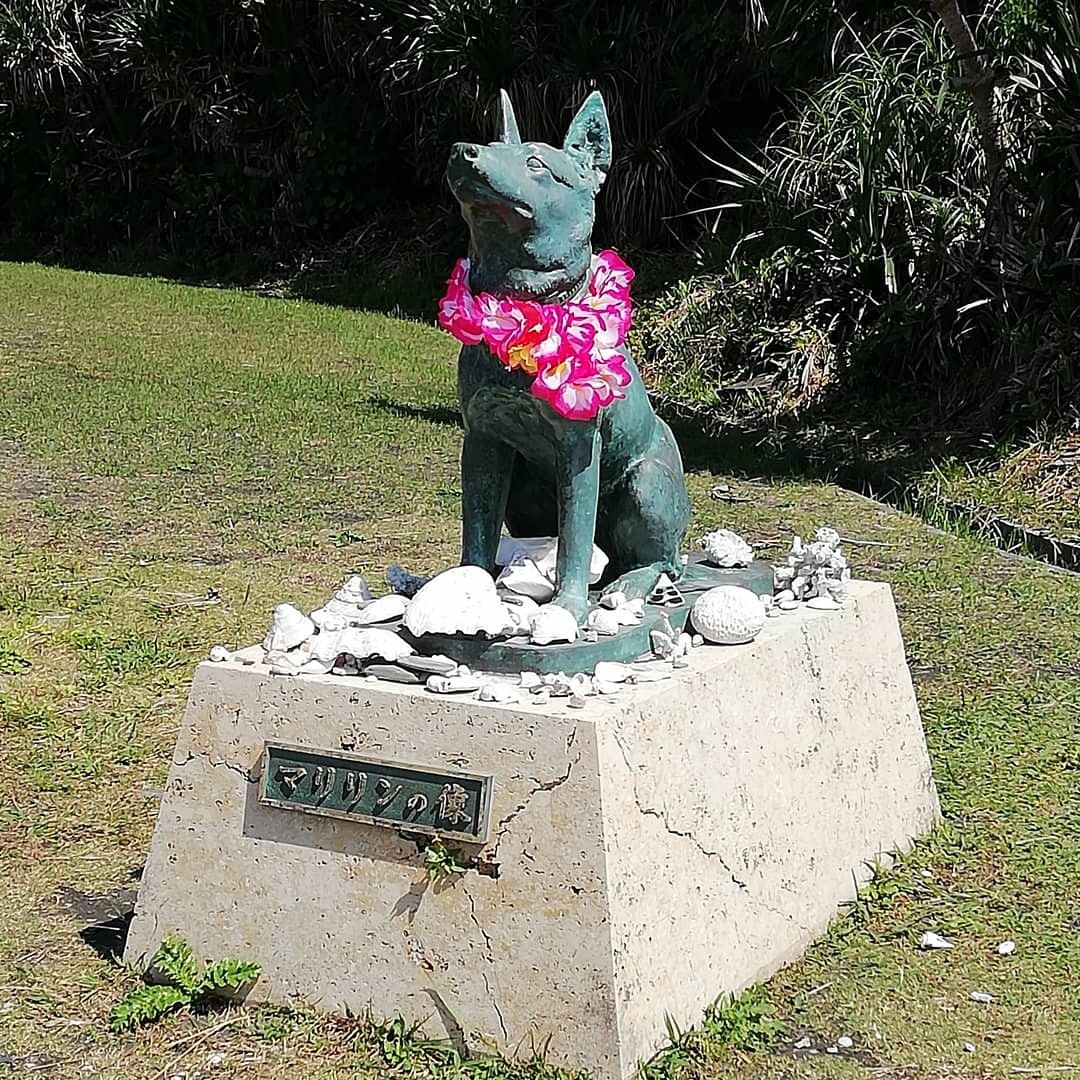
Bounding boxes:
437 248 636 421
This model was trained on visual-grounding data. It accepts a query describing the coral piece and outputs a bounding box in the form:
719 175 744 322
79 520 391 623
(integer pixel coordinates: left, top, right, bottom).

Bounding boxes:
311 575 374 629
262 604 315 653
773 526 851 602
403 566 513 638
697 528 753 568
691 586 766 645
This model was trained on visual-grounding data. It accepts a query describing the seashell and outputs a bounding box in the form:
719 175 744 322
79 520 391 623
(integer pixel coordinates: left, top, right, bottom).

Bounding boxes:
397 654 457 676
387 564 429 598
531 687 551 704
364 663 422 684
541 672 573 696
311 574 374 628
697 528 753 568
650 629 675 658
582 628 599 643
594 661 632 683
426 674 482 694
807 595 842 611
569 673 592 697
969 991 995 1004
593 679 620 695
519 671 541 688
691 586 766 645
496 536 608 585
502 594 540 634
568 695 587 709
599 591 627 610
403 566 512 638
613 597 645 627
586 607 621 636
262 604 315 653
478 681 520 704
673 654 689 668
778 599 800 611
691 633 704 647
648 574 684 607
497 558 555 603
209 645 232 662
775 588 795 603
354 593 410 625
312 627 413 664
299 656 333 675
262 604 315 652
529 604 578 646
997 940 1016 956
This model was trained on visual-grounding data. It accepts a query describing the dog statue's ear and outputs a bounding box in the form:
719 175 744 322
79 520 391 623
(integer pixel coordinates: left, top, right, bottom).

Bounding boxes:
497 89 521 144
563 90 611 188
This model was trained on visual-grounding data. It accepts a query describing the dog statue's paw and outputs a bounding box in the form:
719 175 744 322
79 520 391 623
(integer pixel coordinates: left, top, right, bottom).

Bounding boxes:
529 604 579 646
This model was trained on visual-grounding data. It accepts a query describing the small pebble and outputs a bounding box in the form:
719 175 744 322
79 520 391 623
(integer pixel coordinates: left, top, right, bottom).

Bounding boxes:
209 645 232 662
365 674 378 683
963 1042 976 1053
920 868 934 878
996 939 1016 955
837 1036 853 1049
793 1035 812 1050
826 1045 838 1055
969 990 995 1004
691 633 704 647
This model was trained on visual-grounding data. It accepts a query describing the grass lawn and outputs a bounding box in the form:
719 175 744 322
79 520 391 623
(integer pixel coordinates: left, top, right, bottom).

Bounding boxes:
1 261 1078 1079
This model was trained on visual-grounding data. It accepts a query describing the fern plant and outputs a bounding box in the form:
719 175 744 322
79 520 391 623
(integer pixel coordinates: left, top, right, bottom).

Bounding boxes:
111 936 260 1032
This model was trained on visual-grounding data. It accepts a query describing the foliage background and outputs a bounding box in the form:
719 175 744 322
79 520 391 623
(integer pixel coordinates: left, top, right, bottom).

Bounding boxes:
1 0 1077 431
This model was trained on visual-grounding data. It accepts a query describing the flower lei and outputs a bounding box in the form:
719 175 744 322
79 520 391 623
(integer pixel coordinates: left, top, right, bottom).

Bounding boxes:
438 249 634 421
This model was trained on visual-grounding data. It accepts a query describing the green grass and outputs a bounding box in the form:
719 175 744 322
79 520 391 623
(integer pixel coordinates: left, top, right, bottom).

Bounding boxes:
1 262 1079 1077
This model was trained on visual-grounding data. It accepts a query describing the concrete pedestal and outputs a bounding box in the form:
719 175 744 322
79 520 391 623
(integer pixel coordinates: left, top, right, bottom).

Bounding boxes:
125 580 938 1079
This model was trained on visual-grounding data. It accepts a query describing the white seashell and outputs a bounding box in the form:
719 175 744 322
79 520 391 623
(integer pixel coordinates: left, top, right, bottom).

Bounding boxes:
697 528 753 568
969 991 995 1004
355 593 410 624
673 654 690 668
387 564 428 598
919 931 955 950
269 664 298 677
691 633 704 647
496 536 608 584
426 674 482 694
529 604 578 646
497 557 555 602
262 604 315 653
599 591 627 610
582 628 599 643
778 599 800 611
586 607 621 636
478 681 519 704
997 940 1016 956
300 657 333 675
569 673 592 697
519 671 541 688
650 629 675 658
531 688 551 704
312 627 413 664
836 1037 853 1049
542 672 573 696
568 695 587 709
310 609 349 632
807 595 842 611
595 661 632 683
264 649 299 669
691 586 766 645
404 566 512 638
338 574 373 602
614 601 644 627
209 645 232 662
775 588 795 603
593 679 620 695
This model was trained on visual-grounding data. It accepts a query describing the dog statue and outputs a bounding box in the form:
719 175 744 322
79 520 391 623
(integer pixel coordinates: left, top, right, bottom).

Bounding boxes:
445 89 691 623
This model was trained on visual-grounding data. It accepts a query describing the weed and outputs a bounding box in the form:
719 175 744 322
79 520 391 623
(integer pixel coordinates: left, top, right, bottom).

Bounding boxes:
110 936 260 1032
702 987 785 1050
424 838 470 883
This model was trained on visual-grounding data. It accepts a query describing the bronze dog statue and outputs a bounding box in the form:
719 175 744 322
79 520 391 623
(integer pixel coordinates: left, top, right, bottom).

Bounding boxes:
446 90 691 622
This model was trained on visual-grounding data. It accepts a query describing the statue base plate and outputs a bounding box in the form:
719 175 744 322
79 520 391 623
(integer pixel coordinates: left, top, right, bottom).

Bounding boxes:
401 556 774 674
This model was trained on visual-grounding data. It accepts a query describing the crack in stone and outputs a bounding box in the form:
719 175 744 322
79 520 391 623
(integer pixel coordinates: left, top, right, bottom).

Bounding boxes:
488 749 580 862
612 732 747 889
462 884 508 1042
174 748 257 783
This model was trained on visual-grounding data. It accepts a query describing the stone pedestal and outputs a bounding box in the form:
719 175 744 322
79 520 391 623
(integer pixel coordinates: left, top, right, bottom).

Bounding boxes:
125 580 939 1079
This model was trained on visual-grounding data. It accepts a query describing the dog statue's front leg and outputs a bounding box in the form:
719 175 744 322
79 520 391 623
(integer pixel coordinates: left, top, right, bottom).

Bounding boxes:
550 422 601 622
460 430 514 575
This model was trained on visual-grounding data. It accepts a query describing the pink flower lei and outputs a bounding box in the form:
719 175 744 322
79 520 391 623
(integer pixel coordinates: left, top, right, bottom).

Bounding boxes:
438 249 635 421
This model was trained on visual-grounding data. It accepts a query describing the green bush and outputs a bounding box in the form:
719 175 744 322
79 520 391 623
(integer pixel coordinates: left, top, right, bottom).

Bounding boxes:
638 0 1080 427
